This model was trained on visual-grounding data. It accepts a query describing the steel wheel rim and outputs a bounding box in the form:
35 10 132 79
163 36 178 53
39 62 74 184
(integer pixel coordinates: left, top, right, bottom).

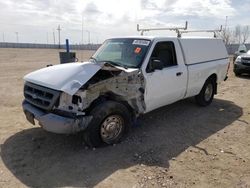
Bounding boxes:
100 115 124 143
204 83 213 101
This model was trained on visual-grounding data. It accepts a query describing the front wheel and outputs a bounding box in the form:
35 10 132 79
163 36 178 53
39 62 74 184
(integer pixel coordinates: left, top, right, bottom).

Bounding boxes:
234 71 241 76
195 78 215 106
83 101 132 147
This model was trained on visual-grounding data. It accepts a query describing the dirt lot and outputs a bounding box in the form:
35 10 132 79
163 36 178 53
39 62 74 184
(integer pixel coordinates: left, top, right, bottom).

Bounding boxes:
0 48 249 188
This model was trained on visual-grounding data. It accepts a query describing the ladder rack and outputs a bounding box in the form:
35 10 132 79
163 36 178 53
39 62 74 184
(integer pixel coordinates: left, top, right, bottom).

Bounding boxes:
136 22 222 38
180 25 223 38
137 21 188 37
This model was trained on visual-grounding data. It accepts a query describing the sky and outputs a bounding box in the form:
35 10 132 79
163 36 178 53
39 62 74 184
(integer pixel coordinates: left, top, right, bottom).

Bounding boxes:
0 0 249 44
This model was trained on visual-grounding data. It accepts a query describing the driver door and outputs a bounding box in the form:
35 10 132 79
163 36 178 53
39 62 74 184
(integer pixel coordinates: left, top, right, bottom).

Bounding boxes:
144 40 187 112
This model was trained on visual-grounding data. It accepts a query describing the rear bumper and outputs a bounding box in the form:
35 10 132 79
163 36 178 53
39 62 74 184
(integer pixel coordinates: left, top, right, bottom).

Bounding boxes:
22 100 92 134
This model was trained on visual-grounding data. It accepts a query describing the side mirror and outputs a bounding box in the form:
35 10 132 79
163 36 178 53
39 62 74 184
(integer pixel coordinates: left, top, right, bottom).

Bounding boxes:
150 59 164 71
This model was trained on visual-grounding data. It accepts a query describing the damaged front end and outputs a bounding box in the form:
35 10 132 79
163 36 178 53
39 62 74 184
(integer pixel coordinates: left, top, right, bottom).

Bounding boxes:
22 62 146 134
70 63 146 115
22 101 93 134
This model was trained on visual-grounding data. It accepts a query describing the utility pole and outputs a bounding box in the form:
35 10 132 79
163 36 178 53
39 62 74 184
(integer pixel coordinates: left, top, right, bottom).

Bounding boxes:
87 30 90 44
57 25 61 49
81 14 84 61
46 32 49 44
15 32 19 43
224 16 228 30
82 15 84 46
81 16 91 44
2 33 5 42
83 30 91 44
53 30 56 45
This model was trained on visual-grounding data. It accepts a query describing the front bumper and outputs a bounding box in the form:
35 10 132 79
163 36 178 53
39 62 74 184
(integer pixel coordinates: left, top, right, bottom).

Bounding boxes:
22 100 92 134
234 63 250 73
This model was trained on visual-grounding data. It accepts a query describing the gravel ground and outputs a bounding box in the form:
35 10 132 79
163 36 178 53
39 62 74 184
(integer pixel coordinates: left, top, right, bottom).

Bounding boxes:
0 48 249 188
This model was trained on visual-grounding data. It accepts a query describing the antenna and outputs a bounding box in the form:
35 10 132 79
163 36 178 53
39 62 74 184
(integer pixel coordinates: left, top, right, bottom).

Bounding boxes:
137 21 188 37
180 25 223 38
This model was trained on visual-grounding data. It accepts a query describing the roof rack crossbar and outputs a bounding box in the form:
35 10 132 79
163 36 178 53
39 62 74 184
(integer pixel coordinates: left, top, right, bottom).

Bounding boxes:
180 25 223 38
137 21 188 37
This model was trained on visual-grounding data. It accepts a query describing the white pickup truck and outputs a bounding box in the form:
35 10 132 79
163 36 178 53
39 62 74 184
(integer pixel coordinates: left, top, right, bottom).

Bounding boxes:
22 36 229 147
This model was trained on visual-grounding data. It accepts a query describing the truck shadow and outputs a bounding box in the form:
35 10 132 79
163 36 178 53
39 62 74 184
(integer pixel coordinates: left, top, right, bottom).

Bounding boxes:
1 98 242 187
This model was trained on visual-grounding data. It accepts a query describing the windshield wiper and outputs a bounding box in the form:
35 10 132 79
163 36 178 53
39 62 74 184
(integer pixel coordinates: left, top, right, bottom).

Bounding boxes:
101 60 128 69
89 56 98 63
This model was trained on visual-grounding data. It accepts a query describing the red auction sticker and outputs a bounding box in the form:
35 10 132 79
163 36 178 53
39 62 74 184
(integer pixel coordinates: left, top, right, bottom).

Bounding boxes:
134 47 141 54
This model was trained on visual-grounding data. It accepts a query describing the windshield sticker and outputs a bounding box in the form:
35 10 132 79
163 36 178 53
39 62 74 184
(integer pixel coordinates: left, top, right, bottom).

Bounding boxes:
134 47 142 54
132 40 150 46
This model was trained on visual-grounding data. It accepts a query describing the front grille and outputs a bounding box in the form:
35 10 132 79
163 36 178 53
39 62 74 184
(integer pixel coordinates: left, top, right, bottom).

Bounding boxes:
242 63 250 66
242 57 250 61
24 82 61 111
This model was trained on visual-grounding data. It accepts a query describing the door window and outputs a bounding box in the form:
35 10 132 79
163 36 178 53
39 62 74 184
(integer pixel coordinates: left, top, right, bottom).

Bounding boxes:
146 41 177 73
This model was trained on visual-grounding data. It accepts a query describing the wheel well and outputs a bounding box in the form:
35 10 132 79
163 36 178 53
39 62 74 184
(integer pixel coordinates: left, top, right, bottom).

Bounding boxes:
85 93 136 120
208 73 217 82
207 73 217 94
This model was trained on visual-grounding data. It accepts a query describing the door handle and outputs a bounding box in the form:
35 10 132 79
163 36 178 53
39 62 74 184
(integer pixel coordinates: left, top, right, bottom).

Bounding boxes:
176 72 183 76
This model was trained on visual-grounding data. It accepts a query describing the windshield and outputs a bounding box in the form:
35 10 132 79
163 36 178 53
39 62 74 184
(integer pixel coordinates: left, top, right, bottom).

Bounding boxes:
91 38 151 68
238 44 247 52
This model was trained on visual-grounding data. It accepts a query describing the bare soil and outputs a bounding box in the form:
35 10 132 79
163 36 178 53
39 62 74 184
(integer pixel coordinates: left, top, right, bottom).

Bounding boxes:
0 48 249 188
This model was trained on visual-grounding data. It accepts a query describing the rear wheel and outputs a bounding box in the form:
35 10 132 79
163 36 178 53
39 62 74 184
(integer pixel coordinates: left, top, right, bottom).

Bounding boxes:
195 78 215 106
83 101 132 147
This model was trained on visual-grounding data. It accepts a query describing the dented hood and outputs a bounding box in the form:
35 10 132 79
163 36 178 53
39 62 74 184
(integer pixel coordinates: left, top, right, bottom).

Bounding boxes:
24 62 102 95
24 61 138 95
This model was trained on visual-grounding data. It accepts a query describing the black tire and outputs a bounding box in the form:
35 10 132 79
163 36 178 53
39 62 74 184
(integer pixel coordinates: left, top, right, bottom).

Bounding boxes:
195 78 215 106
234 71 241 76
83 100 132 147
